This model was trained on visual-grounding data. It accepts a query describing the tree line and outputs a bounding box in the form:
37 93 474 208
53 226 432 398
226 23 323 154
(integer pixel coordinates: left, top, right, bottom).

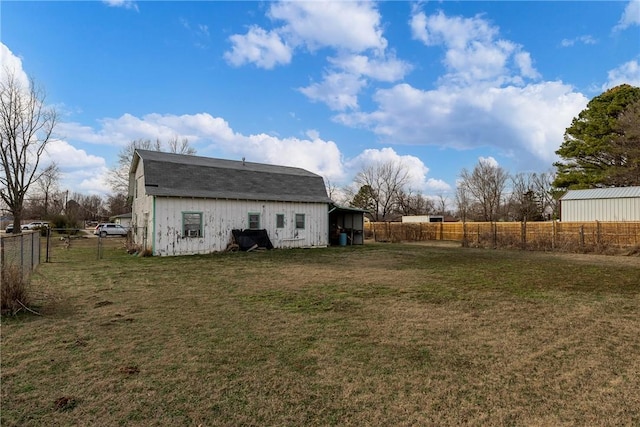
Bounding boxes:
1 66 639 232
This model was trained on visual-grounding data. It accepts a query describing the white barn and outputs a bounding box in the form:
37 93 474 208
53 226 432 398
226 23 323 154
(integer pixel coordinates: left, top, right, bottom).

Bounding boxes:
129 150 332 256
559 186 640 222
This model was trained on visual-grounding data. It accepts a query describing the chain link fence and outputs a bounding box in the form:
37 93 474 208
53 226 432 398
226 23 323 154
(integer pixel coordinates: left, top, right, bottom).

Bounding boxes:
0 231 41 286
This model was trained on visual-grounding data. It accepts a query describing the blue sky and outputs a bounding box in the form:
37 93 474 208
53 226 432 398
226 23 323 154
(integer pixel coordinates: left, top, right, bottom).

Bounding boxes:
1 0 639 204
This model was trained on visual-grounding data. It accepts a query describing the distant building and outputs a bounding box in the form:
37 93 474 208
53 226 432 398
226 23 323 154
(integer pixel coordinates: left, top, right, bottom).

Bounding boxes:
401 215 444 223
559 186 640 221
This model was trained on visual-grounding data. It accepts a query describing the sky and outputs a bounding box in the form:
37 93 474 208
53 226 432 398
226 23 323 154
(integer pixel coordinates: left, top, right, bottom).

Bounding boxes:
1 0 639 205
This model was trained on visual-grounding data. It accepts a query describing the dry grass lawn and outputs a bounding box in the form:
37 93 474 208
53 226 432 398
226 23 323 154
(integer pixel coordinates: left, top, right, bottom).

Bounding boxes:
1 238 639 426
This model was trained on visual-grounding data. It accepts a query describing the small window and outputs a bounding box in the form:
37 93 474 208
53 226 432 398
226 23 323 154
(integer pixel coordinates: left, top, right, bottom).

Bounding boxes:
248 213 260 229
295 213 305 229
276 214 285 228
183 212 202 238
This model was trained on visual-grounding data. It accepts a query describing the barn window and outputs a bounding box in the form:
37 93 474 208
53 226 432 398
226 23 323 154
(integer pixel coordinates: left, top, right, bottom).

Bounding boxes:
295 213 305 229
276 214 285 228
248 213 260 229
183 212 202 238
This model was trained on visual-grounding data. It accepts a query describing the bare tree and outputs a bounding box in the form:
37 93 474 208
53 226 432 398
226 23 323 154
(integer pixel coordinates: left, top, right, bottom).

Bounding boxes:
353 160 411 221
0 69 57 233
458 158 509 221
532 170 560 220
34 163 60 218
396 189 434 216
108 137 196 195
509 172 543 221
455 185 472 222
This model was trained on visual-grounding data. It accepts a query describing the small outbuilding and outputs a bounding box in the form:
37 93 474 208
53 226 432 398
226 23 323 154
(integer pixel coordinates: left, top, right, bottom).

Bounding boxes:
129 150 333 256
559 186 640 221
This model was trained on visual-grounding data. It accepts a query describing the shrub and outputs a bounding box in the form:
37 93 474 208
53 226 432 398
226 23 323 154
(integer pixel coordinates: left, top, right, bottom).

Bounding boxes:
1 265 30 315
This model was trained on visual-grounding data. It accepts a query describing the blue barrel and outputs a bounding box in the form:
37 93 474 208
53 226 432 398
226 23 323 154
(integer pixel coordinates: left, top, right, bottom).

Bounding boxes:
339 232 347 246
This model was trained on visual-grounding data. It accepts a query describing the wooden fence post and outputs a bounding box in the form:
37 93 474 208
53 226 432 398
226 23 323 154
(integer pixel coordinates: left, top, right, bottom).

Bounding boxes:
521 220 527 249
579 225 585 249
492 222 497 249
552 220 556 250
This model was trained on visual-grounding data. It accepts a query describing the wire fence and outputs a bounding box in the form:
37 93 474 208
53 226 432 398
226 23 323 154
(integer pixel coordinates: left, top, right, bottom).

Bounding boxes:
365 221 640 252
0 231 41 285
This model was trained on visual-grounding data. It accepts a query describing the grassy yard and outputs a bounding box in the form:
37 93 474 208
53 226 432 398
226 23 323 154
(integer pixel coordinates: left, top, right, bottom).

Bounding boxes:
1 238 639 426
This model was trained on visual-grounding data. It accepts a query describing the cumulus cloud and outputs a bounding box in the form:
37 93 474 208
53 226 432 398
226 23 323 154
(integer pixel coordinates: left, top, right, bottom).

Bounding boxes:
329 8 589 172
603 60 640 89
0 43 30 89
336 81 587 168
224 26 292 69
345 147 449 194
298 72 366 111
59 110 451 196
41 139 110 195
410 10 540 86
225 1 410 110
613 0 640 32
269 1 387 53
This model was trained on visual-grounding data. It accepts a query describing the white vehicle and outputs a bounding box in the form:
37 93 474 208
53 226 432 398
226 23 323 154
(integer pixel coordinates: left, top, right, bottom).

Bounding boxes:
21 221 49 230
95 223 128 237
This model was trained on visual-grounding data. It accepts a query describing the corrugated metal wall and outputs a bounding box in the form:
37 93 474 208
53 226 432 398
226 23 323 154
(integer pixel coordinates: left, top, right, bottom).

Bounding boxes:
561 197 640 221
151 198 329 256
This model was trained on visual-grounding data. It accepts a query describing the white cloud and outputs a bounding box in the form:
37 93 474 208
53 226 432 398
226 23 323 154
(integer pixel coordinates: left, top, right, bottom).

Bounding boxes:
224 26 292 69
0 43 30 89
327 53 412 82
345 147 446 194
478 156 499 168
560 35 597 47
603 60 640 89
225 1 408 110
41 140 110 195
299 72 366 111
269 1 387 53
410 10 539 86
613 0 640 32
335 81 588 169
225 2 387 70
102 0 138 12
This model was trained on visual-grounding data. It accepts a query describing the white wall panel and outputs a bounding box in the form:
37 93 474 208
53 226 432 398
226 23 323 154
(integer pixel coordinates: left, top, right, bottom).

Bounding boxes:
561 198 640 222
151 198 328 256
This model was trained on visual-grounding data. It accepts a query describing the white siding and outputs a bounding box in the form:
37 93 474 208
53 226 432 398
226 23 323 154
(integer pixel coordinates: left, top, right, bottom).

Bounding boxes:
131 164 154 252
561 197 640 221
151 198 328 256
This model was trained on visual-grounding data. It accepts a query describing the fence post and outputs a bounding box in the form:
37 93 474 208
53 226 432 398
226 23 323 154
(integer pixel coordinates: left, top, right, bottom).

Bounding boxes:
579 225 585 249
492 222 497 249
462 222 468 248
521 220 527 250
596 221 601 246
552 220 556 250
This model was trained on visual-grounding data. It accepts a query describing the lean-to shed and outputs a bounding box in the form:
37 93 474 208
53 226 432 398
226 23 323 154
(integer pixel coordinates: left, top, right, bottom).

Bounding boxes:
129 150 333 256
559 186 640 221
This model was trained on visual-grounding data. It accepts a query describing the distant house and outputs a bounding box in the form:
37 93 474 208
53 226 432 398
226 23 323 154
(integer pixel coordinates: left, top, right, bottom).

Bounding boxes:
110 213 132 228
559 186 640 221
128 150 334 256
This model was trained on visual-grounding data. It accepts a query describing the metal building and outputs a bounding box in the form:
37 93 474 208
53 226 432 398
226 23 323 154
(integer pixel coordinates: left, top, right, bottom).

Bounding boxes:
559 186 640 221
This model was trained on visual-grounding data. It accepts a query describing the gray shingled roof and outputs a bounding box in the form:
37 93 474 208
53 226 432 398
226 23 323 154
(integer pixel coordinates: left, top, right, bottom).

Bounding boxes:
134 150 332 203
560 186 640 200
